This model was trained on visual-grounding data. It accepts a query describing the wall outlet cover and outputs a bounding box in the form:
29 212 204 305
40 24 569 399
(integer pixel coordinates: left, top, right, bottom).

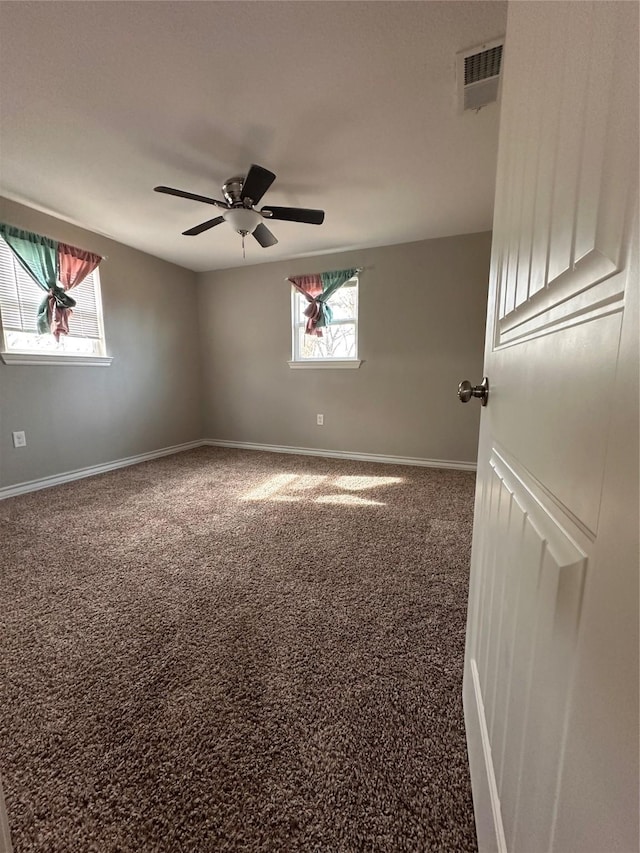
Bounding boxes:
12 431 26 448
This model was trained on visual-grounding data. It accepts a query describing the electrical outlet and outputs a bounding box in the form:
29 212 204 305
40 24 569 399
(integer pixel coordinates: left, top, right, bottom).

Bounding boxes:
316 414 324 426
12 430 26 448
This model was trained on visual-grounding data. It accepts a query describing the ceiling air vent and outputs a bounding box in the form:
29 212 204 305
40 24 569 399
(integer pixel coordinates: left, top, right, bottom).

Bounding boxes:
457 39 504 112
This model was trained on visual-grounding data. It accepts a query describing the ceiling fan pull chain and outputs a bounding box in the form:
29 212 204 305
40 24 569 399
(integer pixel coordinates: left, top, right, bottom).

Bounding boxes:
242 233 246 260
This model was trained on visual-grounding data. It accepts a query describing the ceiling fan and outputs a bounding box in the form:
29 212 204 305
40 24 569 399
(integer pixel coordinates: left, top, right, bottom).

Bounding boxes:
154 164 325 252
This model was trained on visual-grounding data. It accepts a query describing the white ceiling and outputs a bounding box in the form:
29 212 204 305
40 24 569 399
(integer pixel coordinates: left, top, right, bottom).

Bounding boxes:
0 1 506 272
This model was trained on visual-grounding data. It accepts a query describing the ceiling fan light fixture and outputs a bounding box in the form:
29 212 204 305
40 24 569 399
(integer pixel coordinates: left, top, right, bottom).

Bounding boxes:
223 207 262 235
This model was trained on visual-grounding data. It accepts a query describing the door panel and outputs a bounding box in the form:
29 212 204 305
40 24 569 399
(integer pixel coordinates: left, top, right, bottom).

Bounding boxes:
471 451 587 852
463 2 638 851
496 311 622 534
496 0 629 347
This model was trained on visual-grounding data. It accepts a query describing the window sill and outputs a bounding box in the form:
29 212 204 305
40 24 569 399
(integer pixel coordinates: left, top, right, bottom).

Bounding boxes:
288 359 362 370
1 352 113 367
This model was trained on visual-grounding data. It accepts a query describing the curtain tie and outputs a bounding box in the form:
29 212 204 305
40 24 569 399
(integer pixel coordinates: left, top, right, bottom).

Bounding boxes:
303 298 324 337
45 285 77 340
48 284 76 309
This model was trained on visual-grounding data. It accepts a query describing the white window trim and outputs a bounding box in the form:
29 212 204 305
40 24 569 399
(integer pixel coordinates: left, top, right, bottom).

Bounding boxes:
290 276 360 367
1 352 113 366
288 359 362 369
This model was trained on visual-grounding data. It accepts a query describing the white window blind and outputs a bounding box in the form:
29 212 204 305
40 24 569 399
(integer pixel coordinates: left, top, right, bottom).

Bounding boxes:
0 236 105 355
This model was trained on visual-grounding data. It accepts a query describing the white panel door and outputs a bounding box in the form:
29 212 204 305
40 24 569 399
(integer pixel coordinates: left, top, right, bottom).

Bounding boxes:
463 3 639 852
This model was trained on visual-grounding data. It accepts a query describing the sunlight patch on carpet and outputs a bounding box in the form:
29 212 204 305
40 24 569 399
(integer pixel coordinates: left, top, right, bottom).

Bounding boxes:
315 493 384 506
333 475 404 490
242 472 404 505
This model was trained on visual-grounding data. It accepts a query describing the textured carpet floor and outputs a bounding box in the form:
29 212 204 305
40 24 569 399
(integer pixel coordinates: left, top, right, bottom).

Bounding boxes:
0 447 478 852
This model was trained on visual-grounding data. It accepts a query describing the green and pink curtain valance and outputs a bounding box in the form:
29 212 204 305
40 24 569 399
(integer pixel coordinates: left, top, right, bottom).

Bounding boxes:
0 223 102 340
288 267 359 336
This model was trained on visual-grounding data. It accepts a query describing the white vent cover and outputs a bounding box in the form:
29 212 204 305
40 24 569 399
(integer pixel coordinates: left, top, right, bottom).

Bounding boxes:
457 39 504 112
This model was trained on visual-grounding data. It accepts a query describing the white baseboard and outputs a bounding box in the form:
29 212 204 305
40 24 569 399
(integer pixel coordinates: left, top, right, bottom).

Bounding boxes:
204 439 477 471
0 438 476 501
463 658 507 853
0 776 13 853
0 440 204 501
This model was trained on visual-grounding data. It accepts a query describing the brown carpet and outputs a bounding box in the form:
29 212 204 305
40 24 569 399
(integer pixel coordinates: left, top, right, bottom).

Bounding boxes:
0 447 478 852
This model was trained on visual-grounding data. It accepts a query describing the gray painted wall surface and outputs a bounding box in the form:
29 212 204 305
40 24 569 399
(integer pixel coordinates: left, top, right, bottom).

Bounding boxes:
197 232 490 463
0 198 202 488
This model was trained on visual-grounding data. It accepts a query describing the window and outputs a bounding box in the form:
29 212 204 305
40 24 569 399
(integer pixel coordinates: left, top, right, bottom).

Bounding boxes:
291 275 359 364
0 236 108 362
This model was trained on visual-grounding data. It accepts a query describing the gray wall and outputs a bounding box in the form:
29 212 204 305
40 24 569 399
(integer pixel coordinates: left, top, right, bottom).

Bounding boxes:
0 201 490 489
197 232 491 463
0 198 202 488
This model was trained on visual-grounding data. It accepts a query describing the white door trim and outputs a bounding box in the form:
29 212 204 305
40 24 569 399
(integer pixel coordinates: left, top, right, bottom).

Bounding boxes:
464 659 507 853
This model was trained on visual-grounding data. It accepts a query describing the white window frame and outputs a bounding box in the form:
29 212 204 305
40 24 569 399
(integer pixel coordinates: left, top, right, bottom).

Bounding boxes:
288 275 362 369
0 235 111 366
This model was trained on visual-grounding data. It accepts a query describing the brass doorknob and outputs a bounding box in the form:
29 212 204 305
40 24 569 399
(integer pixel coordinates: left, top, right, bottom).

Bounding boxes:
458 377 489 406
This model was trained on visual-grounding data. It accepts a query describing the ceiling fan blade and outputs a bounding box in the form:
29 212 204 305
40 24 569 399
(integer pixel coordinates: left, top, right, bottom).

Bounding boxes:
252 223 278 248
241 164 276 206
154 186 227 208
182 216 225 236
261 206 325 225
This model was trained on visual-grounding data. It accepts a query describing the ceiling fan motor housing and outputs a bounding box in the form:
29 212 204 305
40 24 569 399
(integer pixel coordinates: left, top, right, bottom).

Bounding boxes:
222 177 245 205
222 174 262 234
